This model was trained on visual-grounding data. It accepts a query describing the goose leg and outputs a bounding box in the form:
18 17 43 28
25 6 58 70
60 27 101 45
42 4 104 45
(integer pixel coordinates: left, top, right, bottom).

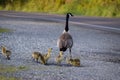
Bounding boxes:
7 56 10 60
35 58 38 63
69 48 72 59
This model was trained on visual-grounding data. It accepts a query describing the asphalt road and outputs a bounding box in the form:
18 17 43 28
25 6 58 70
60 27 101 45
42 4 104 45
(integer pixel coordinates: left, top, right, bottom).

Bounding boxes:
0 11 120 30
0 11 120 80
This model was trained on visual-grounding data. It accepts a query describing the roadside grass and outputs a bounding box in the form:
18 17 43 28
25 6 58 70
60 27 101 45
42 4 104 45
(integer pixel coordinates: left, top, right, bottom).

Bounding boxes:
0 76 20 80
0 28 10 33
0 64 17 73
0 64 28 73
0 0 120 17
0 64 28 80
17 65 27 70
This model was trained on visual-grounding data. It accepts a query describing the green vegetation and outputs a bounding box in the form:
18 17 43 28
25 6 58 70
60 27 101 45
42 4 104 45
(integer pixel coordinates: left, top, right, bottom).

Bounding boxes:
0 28 10 33
0 64 17 73
0 64 27 73
0 64 28 80
0 0 120 17
0 76 19 80
17 66 27 70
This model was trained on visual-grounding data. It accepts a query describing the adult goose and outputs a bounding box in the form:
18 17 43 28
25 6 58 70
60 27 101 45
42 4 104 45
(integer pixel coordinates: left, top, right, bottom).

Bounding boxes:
57 13 73 58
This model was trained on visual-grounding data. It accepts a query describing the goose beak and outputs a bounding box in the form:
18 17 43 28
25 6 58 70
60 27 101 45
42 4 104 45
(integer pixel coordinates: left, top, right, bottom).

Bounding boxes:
67 13 74 16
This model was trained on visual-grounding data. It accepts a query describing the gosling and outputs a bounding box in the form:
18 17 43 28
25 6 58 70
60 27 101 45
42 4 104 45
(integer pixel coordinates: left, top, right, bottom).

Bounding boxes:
32 52 45 64
66 58 80 67
1 46 11 60
55 51 64 64
43 48 52 64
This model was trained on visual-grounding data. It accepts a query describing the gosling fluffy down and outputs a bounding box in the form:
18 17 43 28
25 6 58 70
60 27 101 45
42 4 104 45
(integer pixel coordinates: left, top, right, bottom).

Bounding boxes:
1 46 11 60
66 58 80 67
55 51 64 64
32 52 45 64
43 48 52 64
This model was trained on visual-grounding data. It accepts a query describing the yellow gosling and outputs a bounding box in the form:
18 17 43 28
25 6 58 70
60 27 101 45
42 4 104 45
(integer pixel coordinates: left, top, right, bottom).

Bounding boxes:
55 51 64 64
32 52 46 64
66 58 80 67
38 54 46 65
1 46 6 54
1 46 11 60
32 52 40 62
43 48 52 64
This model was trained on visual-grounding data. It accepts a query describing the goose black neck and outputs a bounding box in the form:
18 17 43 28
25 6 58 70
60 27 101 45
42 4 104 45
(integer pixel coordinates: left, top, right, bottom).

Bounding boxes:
65 14 69 32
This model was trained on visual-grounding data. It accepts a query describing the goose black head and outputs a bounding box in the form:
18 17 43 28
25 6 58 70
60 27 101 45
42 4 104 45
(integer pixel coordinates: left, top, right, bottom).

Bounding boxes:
66 13 74 18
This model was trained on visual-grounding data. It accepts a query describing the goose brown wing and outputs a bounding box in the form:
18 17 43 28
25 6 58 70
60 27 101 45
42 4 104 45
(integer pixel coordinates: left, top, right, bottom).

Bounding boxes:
57 33 73 51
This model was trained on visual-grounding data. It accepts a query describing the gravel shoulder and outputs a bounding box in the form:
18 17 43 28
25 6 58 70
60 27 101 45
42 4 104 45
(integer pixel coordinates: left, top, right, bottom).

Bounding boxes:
0 13 120 80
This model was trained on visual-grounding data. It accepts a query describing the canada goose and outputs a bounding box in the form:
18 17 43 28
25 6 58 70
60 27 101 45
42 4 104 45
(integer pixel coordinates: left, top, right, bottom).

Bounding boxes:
57 13 73 59
43 48 52 64
55 51 64 64
1 46 11 60
66 58 80 67
32 52 45 64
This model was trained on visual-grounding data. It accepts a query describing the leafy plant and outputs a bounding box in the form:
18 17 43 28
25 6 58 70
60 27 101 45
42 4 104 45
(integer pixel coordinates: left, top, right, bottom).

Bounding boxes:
0 0 120 17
